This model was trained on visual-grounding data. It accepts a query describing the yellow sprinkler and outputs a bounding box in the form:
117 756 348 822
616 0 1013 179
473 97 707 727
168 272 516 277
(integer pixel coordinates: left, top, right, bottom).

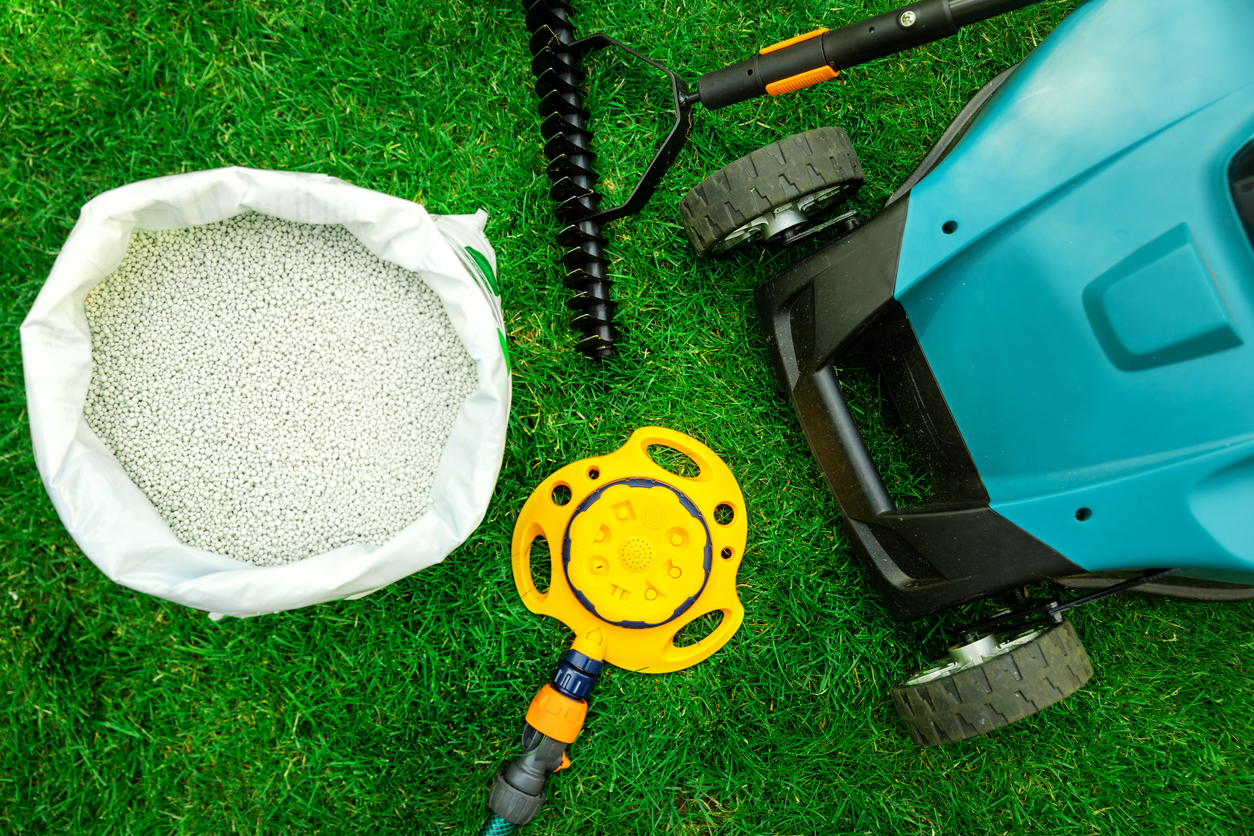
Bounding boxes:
478 427 747 834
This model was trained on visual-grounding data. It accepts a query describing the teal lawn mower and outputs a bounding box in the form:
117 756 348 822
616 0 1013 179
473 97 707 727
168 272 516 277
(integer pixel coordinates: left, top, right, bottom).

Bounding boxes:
520 0 1254 755
749 0 1254 744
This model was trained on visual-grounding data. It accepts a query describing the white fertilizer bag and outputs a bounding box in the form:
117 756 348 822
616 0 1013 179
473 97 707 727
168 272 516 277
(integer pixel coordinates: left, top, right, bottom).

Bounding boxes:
21 167 510 618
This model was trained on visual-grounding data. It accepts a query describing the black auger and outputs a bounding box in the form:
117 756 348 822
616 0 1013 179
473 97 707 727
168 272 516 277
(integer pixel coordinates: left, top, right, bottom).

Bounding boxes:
525 0 620 361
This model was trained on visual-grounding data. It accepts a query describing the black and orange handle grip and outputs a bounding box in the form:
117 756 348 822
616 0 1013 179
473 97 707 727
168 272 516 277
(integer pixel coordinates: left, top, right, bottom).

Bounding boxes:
758 28 840 96
695 0 1041 110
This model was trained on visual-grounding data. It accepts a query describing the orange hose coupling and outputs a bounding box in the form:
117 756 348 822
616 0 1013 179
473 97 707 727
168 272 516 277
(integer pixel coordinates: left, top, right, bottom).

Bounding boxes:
525 684 588 744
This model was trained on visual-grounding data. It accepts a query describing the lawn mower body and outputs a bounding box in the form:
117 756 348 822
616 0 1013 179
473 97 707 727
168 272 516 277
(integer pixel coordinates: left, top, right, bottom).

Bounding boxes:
756 0 1254 620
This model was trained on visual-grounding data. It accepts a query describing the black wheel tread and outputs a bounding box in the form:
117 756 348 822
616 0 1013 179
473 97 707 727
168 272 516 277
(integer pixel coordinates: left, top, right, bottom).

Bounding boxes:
678 127 865 256
890 619 1094 747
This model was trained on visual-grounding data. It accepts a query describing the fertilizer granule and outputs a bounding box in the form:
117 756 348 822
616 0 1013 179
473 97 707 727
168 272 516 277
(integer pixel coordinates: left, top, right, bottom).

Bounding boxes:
82 212 479 567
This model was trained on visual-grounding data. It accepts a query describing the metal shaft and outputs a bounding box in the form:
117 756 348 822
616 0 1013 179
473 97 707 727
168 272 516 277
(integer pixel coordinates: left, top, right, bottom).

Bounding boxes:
697 0 1046 110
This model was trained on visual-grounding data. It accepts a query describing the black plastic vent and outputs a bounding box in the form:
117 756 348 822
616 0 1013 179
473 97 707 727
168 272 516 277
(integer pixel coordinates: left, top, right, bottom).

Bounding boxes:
1231 139 1254 247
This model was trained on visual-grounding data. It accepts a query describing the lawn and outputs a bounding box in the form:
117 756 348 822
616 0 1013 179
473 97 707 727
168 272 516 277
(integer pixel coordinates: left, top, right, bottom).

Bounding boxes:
2 1 1252 834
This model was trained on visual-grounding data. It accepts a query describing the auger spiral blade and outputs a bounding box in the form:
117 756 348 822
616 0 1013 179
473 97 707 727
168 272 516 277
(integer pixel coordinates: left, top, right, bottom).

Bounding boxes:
524 0 623 361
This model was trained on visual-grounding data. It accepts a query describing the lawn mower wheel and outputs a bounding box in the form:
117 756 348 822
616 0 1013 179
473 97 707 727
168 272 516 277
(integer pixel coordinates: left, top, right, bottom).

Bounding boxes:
679 127 864 257
890 619 1093 746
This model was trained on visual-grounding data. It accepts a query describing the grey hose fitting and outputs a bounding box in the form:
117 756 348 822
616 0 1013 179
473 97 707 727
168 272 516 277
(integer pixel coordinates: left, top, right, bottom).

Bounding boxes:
487 731 568 826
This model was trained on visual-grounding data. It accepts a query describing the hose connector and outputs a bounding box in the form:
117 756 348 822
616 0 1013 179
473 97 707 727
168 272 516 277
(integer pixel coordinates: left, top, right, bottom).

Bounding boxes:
484 649 604 827
486 731 566 827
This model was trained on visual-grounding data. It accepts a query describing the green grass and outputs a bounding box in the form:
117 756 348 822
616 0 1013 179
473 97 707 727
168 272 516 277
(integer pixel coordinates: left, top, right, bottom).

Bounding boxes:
2 1 1253 834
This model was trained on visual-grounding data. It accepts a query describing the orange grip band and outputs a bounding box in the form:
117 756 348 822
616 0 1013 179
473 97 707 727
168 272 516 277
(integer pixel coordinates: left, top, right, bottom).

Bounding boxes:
760 27 828 55
525 684 587 744
765 66 839 96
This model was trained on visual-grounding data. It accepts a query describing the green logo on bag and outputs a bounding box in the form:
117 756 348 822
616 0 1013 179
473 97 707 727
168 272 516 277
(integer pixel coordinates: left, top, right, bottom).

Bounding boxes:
465 246 500 297
498 328 511 374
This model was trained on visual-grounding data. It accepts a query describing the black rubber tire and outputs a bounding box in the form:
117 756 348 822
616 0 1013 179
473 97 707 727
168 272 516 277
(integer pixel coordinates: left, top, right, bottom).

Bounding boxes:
679 127 864 257
891 619 1094 747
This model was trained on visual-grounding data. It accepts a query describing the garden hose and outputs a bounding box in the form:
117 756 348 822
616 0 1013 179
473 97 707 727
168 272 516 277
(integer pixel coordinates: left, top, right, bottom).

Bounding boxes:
480 428 748 828
475 813 518 836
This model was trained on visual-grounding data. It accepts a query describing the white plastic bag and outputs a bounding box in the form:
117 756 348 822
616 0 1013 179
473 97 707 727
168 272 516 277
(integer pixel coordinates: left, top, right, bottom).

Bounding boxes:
20 167 510 617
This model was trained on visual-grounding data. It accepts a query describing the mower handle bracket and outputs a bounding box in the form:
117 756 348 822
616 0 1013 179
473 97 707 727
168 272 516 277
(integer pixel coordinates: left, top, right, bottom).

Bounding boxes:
953 568 1185 643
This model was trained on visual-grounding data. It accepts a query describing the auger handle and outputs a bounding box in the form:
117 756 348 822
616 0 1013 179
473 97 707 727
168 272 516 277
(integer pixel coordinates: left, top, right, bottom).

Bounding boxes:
696 0 1043 110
